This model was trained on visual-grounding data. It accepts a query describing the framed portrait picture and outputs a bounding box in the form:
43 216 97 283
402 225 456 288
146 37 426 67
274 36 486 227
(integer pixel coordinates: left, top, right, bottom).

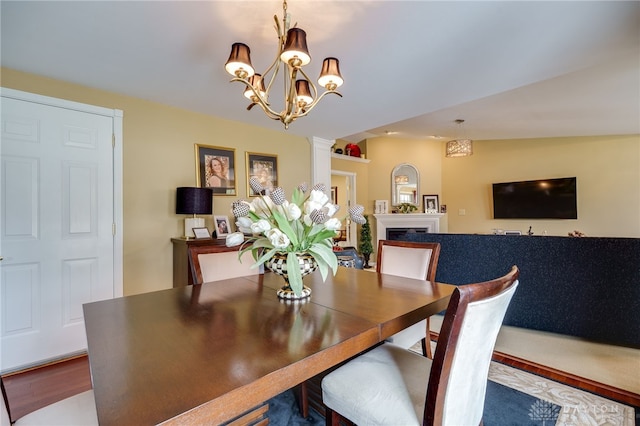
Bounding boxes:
195 144 236 196
246 152 278 196
423 195 439 213
192 227 211 239
214 215 232 239
330 186 338 204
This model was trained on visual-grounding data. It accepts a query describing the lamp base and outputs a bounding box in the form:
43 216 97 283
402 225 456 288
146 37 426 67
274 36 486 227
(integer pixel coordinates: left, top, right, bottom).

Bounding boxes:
184 217 205 238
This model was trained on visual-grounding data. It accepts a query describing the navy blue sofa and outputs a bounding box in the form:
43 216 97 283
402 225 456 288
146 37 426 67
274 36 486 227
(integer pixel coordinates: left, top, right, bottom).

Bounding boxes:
391 233 639 348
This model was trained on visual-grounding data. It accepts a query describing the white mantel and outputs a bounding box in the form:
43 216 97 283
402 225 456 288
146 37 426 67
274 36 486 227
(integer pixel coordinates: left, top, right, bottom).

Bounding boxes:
374 213 444 246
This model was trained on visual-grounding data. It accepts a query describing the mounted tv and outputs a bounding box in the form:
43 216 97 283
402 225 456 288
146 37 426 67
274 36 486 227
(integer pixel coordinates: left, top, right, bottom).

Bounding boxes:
492 177 577 219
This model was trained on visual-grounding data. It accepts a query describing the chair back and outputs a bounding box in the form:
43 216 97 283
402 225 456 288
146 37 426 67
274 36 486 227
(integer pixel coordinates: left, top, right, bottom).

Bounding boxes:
376 240 441 281
424 266 519 425
188 245 260 284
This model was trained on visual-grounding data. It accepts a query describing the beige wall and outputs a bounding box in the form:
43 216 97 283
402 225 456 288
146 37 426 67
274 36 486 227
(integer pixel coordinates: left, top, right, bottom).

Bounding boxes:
1 68 312 295
4 68 639 296
441 136 640 237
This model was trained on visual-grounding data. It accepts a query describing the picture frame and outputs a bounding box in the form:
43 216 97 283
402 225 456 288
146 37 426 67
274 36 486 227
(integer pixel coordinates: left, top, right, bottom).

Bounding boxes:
375 200 388 214
192 227 211 239
423 194 439 213
246 152 278 196
330 186 338 205
195 144 236 196
214 215 232 239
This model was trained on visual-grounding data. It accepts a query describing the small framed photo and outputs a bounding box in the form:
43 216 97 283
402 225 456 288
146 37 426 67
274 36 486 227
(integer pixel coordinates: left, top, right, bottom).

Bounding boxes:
423 195 439 213
195 144 236 196
330 186 338 204
246 152 278 196
214 215 232 239
192 227 211 239
440 204 447 213
375 200 388 214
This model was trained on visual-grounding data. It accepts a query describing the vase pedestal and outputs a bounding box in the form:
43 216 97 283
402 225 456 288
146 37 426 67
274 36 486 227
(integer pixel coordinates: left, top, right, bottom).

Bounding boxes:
276 285 312 302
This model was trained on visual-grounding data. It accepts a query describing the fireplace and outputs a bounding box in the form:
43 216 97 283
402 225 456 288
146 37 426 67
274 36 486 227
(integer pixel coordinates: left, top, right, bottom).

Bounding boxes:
387 227 430 240
374 213 444 247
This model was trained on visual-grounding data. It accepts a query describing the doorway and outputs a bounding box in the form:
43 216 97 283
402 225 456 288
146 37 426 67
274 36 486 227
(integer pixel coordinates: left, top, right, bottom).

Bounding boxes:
330 170 357 248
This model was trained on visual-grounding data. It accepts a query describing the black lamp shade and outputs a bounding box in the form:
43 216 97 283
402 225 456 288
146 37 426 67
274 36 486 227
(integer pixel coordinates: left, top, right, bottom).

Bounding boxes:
176 187 213 215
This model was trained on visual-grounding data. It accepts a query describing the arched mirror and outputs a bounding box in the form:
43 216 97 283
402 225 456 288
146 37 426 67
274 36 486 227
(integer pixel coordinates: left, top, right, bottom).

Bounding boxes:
391 163 419 206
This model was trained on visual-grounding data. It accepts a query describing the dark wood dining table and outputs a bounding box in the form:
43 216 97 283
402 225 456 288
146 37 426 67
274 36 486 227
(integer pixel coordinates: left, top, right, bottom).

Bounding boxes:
83 267 455 425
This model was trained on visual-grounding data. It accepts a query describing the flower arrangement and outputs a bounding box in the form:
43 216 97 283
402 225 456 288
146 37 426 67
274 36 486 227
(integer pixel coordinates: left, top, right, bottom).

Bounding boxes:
226 178 366 296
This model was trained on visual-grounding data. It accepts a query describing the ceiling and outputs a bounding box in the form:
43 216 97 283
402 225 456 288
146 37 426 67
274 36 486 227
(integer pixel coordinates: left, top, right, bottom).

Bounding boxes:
2 1 639 143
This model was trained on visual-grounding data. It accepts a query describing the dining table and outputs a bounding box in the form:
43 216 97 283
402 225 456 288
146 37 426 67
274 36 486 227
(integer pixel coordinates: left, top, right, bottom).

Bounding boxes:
83 267 456 425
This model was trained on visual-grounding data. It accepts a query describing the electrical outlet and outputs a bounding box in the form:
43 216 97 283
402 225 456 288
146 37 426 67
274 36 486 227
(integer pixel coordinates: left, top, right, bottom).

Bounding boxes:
458 209 466 216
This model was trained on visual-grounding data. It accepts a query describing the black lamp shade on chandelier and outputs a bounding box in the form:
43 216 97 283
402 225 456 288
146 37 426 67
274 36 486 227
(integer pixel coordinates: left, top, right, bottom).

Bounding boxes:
224 0 344 129
175 187 213 215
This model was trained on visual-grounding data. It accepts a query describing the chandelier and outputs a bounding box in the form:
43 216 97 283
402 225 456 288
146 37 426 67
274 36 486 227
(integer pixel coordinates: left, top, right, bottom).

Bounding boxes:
445 119 473 157
224 1 344 129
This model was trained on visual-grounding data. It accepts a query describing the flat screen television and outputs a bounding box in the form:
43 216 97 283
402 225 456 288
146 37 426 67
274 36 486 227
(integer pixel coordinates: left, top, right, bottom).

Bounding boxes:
492 177 577 219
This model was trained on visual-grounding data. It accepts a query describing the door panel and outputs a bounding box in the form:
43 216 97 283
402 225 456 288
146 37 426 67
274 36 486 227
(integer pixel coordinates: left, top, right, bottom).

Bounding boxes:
1 95 115 371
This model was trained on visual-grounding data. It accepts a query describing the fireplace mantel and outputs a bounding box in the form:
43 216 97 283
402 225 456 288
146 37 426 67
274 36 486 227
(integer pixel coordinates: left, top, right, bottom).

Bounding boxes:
374 213 444 246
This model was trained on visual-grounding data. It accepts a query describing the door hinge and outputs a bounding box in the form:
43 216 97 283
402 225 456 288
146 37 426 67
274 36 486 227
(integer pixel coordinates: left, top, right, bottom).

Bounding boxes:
112 223 116 236
112 133 115 148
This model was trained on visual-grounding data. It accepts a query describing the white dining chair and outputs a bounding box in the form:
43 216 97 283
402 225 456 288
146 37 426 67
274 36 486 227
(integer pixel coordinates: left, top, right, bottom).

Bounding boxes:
188 245 261 284
321 266 519 425
377 239 441 358
3 390 98 426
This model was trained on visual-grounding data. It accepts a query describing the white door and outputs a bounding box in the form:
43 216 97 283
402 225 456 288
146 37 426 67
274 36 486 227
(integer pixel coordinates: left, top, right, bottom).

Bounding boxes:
1 89 123 371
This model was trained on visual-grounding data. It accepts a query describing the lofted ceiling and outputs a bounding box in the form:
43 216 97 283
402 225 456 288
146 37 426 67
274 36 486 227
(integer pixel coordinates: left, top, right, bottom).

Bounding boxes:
1 1 638 143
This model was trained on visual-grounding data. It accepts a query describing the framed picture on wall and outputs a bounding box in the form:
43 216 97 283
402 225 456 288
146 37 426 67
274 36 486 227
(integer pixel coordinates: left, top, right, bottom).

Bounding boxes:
246 152 278 196
195 144 236 196
214 215 232 239
423 195 439 213
330 186 338 204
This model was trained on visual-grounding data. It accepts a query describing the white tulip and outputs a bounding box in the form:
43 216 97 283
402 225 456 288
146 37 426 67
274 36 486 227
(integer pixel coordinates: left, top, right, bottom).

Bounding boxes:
284 201 302 221
324 218 342 231
308 189 329 205
325 203 339 217
225 232 245 247
266 228 290 249
250 219 271 234
235 217 253 234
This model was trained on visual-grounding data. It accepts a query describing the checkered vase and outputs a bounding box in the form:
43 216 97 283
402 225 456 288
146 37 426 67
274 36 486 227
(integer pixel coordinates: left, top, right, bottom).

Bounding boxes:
265 252 317 300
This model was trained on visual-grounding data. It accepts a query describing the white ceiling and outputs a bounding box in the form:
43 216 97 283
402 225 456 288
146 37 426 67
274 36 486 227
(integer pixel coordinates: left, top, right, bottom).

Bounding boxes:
2 1 638 143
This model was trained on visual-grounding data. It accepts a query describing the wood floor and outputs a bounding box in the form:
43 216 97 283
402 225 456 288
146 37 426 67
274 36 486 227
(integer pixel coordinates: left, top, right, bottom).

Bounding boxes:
2 340 638 423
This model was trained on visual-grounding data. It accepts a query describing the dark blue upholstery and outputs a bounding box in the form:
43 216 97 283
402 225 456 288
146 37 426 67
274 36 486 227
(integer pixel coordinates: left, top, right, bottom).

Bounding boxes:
333 247 364 269
392 233 639 348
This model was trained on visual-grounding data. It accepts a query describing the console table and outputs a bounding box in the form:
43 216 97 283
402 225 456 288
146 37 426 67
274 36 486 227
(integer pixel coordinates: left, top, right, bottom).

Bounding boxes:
170 238 240 287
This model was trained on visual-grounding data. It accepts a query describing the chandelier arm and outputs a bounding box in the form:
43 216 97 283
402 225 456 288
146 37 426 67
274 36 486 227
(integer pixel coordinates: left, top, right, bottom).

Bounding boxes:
230 77 282 119
284 66 300 118
261 56 282 97
294 90 343 119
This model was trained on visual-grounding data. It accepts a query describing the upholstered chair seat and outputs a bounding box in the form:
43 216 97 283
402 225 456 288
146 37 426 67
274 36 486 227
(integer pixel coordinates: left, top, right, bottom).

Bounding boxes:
322 266 520 425
8 390 98 426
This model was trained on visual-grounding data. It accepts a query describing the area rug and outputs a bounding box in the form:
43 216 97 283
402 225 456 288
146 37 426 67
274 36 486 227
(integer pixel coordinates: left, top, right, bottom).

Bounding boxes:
266 361 639 425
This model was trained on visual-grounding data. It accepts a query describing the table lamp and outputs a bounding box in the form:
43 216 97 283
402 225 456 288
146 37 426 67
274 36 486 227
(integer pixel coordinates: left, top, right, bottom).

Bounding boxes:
176 187 213 238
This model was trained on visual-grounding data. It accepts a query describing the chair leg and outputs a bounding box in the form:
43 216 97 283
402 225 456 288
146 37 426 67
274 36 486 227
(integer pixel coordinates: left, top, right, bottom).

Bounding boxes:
297 382 309 418
421 317 433 359
325 407 340 426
